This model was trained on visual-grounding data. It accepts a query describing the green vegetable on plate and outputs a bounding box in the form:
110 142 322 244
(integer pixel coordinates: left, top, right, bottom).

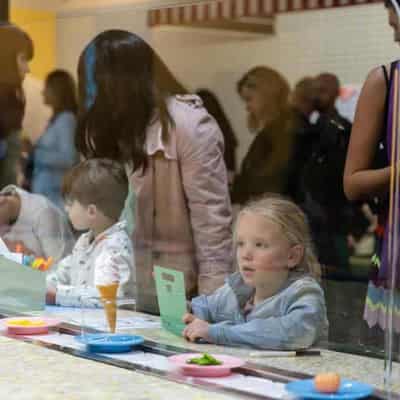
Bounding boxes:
186 353 223 366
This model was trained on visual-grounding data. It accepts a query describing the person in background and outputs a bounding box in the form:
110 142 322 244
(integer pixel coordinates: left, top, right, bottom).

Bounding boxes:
286 77 320 203
298 72 368 273
16 135 34 191
344 0 400 335
0 24 33 189
232 66 294 205
196 89 238 186
75 30 232 314
0 185 75 262
46 159 134 307
315 72 352 135
183 195 328 349
31 70 78 209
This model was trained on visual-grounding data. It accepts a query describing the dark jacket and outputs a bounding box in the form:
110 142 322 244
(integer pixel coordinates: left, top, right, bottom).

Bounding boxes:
232 111 294 204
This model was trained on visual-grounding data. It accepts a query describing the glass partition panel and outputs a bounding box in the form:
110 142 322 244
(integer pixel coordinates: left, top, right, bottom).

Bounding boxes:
5 0 400 393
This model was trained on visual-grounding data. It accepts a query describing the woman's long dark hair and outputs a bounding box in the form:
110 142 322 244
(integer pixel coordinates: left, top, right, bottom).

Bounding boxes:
196 89 238 172
45 69 78 119
384 0 398 7
76 30 185 173
0 24 33 138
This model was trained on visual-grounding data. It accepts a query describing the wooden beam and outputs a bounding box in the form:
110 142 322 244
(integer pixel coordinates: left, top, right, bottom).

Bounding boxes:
0 0 9 22
173 18 275 35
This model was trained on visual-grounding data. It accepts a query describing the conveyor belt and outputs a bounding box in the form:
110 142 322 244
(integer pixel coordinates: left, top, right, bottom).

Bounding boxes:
0 318 396 400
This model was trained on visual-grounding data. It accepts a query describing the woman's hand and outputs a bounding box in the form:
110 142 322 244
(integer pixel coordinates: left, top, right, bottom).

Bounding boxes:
182 316 210 342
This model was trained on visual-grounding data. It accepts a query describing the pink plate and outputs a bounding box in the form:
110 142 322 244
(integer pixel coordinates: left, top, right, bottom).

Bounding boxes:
169 353 245 377
1 317 61 335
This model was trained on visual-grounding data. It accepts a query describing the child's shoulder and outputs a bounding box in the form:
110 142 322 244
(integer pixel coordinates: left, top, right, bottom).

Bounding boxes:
97 221 132 248
285 275 324 298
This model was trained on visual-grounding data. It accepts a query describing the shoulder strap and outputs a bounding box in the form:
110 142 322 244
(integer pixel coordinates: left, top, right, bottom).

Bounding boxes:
382 62 398 142
382 65 389 89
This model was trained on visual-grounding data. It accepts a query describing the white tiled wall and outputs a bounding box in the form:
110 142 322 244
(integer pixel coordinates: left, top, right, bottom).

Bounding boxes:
152 4 399 165
56 3 400 166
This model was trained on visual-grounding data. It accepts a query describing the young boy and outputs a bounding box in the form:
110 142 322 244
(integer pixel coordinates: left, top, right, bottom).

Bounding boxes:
46 159 135 307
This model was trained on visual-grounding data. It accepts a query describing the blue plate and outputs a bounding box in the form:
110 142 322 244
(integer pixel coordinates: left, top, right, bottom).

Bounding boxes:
75 334 144 353
286 379 374 400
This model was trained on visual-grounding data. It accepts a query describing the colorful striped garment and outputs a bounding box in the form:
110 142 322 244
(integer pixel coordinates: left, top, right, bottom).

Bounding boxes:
364 60 400 333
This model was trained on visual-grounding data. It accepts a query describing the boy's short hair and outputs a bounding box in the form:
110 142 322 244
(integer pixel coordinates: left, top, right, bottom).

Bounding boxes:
62 158 128 221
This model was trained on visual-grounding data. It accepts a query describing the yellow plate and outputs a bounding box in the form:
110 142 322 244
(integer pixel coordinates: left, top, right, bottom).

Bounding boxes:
6 319 46 327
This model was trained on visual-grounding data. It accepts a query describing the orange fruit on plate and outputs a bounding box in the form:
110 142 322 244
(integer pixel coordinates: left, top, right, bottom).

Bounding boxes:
314 373 341 393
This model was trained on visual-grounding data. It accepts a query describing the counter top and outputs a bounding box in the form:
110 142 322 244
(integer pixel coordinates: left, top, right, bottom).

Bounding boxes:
42 307 400 394
0 334 235 400
133 322 400 393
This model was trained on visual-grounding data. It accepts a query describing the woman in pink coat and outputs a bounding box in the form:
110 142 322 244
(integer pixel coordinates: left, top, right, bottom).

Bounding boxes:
75 30 233 313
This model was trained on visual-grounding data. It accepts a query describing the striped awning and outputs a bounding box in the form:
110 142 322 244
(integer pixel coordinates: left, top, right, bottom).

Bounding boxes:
148 0 382 29
148 0 274 27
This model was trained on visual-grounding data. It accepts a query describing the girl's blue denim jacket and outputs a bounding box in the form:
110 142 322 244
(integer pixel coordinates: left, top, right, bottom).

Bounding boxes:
191 272 328 350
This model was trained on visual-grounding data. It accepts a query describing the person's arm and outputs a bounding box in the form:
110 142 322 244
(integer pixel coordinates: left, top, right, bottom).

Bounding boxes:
47 256 101 308
120 185 136 237
178 106 233 294
34 113 77 169
54 285 100 307
48 229 133 307
46 253 73 306
207 285 326 350
45 240 87 307
46 253 101 308
344 66 391 201
189 283 229 322
189 295 214 322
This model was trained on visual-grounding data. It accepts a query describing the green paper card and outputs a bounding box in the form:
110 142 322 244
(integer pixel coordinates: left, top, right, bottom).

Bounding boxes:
154 266 187 336
0 256 46 314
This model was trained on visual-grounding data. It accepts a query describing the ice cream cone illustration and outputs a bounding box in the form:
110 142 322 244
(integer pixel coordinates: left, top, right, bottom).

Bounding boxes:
96 283 119 333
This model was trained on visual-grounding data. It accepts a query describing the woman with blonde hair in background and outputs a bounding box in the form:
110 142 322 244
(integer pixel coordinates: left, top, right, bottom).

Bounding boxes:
232 66 294 205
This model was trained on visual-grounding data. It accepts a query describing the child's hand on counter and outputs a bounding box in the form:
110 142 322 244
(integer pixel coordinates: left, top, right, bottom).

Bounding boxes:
182 315 210 343
182 312 196 324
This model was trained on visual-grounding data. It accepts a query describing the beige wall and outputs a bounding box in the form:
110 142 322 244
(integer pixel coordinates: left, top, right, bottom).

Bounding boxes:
54 3 399 166
56 14 97 77
152 4 399 166
56 8 149 78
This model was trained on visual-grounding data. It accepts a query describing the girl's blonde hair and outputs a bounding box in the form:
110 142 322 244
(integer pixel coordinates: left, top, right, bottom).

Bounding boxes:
234 194 321 280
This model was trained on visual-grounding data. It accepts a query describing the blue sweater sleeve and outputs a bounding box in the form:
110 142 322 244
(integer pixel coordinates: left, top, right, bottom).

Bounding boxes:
191 284 230 322
191 294 214 321
207 285 327 350
34 113 77 169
